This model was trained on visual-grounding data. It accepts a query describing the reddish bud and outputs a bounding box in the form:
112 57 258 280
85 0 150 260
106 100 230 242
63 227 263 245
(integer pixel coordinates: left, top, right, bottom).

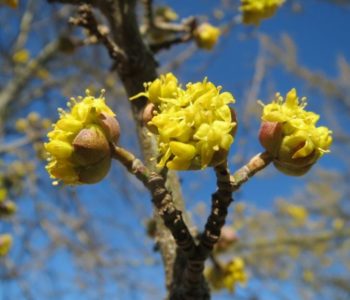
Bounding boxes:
98 112 120 144
142 102 158 134
72 125 111 166
216 226 238 252
259 121 283 157
77 155 111 184
273 159 313 176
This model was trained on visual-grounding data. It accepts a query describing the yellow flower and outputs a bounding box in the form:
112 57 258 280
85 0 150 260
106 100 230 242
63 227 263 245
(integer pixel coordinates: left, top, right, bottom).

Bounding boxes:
205 257 248 292
13 49 30 64
45 90 120 185
193 23 221 50
131 73 236 170
130 73 180 104
0 234 12 256
259 89 332 176
240 0 285 26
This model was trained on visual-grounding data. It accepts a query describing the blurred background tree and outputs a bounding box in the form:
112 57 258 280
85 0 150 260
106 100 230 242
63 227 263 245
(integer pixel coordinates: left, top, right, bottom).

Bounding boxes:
0 0 349 299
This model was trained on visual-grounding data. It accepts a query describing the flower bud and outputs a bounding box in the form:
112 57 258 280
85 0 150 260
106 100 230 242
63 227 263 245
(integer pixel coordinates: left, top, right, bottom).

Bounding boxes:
259 121 283 157
0 234 12 256
193 23 221 50
273 158 314 176
98 112 120 144
141 102 158 134
77 155 111 184
72 126 110 166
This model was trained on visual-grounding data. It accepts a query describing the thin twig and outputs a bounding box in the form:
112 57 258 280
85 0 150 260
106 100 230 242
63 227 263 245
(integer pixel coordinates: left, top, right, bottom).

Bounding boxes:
0 132 45 154
69 4 126 62
230 151 273 192
0 40 60 116
150 34 192 53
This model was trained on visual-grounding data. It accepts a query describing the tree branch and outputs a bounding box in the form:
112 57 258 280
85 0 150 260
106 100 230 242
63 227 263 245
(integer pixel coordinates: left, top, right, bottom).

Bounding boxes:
112 146 196 255
69 4 126 63
0 40 60 118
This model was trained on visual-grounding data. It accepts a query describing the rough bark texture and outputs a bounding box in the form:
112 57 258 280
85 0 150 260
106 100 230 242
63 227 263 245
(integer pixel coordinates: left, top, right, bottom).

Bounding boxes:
99 1 193 297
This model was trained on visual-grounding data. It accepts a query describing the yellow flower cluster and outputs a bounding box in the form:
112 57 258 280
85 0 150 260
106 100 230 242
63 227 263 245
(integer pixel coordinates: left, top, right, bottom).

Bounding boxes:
45 90 119 185
205 257 248 292
259 89 332 175
240 0 285 25
193 23 221 50
0 234 12 256
131 73 236 170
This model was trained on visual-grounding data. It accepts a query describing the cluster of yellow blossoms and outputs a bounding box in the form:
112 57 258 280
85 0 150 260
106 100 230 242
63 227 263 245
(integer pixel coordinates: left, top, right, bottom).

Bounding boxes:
240 0 285 25
131 73 236 170
259 89 332 176
205 257 248 292
45 90 120 185
44 84 331 182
